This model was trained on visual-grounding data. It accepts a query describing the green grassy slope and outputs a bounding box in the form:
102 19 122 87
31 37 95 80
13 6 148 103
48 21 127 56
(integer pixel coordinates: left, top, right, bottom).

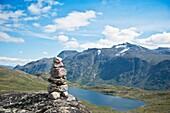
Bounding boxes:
0 66 48 92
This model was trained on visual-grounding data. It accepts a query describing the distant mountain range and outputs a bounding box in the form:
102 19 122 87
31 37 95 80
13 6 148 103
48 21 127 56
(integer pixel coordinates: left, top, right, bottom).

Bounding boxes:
14 43 170 90
0 65 14 69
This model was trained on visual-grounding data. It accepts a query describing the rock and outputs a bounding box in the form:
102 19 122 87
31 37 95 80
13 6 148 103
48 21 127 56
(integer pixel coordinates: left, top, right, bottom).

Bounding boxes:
62 91 69 97
67 94 76 102
51 67 67 78
48 84 68 93
0 92 92 113
48 57 69 99
48 77 67 85
49 92 60 99
53 57 63 67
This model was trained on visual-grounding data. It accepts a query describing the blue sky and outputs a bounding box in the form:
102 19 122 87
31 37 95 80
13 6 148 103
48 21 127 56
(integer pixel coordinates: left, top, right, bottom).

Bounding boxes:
0 0 170 66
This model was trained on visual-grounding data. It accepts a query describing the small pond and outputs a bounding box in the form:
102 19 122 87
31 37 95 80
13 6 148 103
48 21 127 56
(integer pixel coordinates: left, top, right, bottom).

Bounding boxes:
68 87 147 111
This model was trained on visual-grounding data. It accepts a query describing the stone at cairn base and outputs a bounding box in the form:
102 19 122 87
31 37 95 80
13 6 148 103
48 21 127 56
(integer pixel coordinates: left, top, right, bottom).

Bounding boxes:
48 84 68 93
61 91 68 97
49 92 60 99
49 91 69 99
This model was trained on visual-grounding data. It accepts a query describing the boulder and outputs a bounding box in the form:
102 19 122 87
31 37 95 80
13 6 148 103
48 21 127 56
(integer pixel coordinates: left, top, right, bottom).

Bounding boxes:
49 92 60 99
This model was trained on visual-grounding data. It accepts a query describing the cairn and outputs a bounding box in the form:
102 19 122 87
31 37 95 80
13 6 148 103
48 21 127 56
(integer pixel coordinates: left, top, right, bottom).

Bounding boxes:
48 57 68 99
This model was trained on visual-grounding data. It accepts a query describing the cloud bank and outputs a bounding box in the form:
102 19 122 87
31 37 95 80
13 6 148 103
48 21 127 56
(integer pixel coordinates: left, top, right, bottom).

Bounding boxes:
44 10 97 33
0 56 35 66
54 26 170 50
0 32 24 43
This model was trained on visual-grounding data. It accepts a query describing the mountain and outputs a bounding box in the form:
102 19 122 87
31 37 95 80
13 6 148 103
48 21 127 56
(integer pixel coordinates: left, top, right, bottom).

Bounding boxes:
0 66 47 91
155 47 170 55
14 43 170 90
0 65 14 69
15 58 53 75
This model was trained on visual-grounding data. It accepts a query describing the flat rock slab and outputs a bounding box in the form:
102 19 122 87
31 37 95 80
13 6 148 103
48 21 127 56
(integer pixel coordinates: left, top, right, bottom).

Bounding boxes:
0 92 91 113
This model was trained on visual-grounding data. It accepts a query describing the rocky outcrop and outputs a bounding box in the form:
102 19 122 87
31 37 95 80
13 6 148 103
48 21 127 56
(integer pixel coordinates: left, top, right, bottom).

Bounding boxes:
0 92 91 113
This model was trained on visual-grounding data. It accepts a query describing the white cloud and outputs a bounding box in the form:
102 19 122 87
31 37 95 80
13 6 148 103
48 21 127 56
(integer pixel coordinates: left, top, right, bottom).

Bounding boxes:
64 38 114 50
27 0 59 15
46 25 141 49
0 10 25 21
102 25 141 44
28 4 41 14
23 31 53 40
0 32 24 43
0 26 12 32
44 10 97 32
64 38 80 49
42 6 51 13
45 26 169 50
55 10 96 31
136 32 170 49
32 23 40 27
53 1 60 5
43 51 48 55
79 39 113 49
13 23 22 28
57 26 142 50
44 24 57 33
53 35 69 42
23 16 39 21
0 56 35 66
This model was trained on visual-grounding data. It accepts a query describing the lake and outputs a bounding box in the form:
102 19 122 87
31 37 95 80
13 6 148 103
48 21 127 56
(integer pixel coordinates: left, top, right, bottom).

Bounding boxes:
68 87 147 111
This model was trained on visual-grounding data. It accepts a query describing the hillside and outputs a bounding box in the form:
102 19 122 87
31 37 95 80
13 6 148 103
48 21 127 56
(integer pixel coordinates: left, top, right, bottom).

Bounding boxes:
0 66 47 92
14 43 170 90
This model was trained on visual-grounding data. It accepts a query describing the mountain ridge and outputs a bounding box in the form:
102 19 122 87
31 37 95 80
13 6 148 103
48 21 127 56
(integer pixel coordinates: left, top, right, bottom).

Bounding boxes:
14 43 170 90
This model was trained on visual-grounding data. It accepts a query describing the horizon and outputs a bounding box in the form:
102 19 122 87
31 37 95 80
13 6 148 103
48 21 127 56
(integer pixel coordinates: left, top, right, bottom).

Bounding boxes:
0 0 170 66
1 42 169 67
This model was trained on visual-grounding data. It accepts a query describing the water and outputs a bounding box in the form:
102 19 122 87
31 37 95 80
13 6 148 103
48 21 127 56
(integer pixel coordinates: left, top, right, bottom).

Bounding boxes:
68 87 147 111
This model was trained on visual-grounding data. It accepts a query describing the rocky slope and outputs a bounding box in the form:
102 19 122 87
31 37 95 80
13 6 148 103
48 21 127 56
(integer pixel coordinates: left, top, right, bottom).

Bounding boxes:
14 43 170 90
0 92 91 113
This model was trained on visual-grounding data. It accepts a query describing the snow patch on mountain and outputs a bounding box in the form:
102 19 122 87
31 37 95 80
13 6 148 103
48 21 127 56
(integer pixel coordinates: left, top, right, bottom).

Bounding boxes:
115 45 127 49
116 48 130 56
97 49 101 55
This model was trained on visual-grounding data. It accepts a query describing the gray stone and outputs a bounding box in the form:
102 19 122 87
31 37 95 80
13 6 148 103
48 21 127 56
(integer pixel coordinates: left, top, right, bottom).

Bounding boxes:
48 84 68 93
67 94 76 101
51 67 67 78
59 84 68 92
48 77 66 85
61 91 68 97
48 92 60 99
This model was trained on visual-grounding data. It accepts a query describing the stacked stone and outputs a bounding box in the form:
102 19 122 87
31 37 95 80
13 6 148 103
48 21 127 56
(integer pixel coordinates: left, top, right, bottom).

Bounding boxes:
48 57 68 99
